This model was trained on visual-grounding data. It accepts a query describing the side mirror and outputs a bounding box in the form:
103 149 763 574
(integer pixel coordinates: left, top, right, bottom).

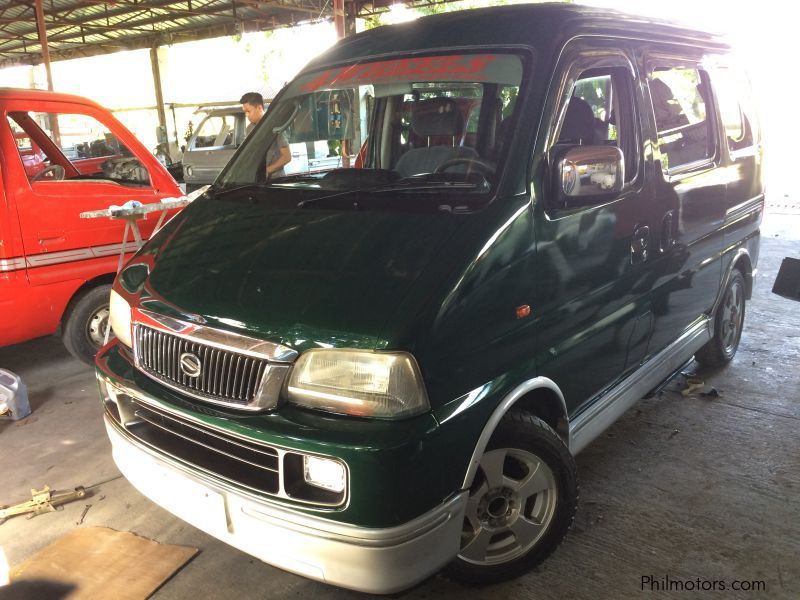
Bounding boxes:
773 257 800 302
552 145 624 208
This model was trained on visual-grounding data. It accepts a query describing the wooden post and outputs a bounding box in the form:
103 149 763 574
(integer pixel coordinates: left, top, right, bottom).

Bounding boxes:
150 46 169 160
34 0 53 91
34 0 61 147
333 0 346 40
344 0 357 37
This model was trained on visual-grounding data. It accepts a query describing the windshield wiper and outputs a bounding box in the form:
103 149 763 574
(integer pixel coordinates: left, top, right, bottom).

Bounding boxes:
296 179 483 208
212 175 321 198
212 174 485 207
267 173 324 184
211 182 267 197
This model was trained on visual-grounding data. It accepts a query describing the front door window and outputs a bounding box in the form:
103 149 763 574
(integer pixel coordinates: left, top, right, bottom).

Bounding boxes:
7 111 150 186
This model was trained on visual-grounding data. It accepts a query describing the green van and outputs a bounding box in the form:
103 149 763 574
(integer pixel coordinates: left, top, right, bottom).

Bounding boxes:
96 4 763 593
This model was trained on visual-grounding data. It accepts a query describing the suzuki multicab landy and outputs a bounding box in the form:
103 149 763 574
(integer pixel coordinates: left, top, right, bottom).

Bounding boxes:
96 4 763 593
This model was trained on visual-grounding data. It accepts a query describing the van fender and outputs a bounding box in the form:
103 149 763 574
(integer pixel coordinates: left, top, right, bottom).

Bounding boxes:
714 247 753 316
460 377 568 489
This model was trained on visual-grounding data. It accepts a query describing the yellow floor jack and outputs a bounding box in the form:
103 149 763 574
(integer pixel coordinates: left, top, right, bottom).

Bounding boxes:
1 371 87 524
0 486 87 524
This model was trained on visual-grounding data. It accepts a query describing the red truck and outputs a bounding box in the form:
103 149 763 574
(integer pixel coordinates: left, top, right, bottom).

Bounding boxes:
0 88 182 364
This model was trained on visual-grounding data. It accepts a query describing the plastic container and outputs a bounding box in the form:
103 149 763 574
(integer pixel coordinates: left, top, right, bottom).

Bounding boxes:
0 368 30 420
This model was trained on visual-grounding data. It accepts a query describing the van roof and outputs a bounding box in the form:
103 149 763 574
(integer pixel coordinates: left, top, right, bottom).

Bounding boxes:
307 3 729 70
0 87 104 107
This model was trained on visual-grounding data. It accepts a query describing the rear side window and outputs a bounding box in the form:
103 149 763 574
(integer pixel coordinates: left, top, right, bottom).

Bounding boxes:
649 67 714 171
710 66 759 153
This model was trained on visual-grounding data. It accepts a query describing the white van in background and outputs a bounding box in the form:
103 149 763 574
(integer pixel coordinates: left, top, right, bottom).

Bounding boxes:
182 104 341 192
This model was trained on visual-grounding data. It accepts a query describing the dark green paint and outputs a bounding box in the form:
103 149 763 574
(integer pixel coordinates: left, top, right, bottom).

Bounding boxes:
103 4 762 529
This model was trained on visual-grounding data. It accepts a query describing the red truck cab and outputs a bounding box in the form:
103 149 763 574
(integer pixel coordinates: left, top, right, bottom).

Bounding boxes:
0 88 182 364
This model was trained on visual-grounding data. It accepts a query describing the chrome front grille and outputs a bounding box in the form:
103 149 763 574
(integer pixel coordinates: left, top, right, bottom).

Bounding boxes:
134 324 268 407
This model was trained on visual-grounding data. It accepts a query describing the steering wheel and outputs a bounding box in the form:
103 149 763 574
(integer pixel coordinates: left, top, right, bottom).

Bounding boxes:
32 164 66 182
434 156 496 176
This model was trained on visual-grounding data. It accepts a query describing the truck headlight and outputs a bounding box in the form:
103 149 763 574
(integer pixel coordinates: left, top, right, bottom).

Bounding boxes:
286 349 429 418
109 289 132 348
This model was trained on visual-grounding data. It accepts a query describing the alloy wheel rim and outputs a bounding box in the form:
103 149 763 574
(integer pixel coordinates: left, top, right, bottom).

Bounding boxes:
721 280 744 355
87 306 110 348
459 448 557 565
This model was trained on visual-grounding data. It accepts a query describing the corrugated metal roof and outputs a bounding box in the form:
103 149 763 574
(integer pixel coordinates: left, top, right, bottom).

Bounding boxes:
0 0 336 67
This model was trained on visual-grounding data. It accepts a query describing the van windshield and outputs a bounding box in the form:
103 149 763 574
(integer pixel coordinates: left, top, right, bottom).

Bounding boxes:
217 53 524 203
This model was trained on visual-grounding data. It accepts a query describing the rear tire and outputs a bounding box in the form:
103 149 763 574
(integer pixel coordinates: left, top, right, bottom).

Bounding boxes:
695 269 746 367
62 284 113 366
445 412 577 585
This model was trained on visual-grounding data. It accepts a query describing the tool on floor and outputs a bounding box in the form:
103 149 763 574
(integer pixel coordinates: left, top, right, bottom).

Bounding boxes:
76 504 92 526
0 369 30 421
0 486 87 524
681 377 705 397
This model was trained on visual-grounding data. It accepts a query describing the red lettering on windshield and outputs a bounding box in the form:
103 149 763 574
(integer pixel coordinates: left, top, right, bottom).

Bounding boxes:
300 54 499 91
467 55 497 73
337 64 370 82
302 70 336 92
437 56 467 74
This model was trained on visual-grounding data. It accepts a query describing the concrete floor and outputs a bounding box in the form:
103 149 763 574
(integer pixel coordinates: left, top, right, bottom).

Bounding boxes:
1 211 798 599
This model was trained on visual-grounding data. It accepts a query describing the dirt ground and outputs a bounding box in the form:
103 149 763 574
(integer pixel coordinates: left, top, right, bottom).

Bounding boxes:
1 208 798 599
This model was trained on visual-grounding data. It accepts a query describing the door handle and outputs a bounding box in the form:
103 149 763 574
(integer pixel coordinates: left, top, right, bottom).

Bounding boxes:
38 230 65 246
631 224 649 264
660 210 675 252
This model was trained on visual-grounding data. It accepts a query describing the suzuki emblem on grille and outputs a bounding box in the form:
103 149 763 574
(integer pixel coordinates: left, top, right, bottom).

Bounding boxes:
179 352 202 378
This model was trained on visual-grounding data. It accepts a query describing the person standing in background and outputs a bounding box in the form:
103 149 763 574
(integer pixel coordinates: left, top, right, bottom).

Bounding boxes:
240 91 291 179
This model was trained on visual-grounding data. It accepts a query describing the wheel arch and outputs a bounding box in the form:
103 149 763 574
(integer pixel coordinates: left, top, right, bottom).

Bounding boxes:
731 248 754 299
59 273 115 332
460 377 569 489
721 247 753 303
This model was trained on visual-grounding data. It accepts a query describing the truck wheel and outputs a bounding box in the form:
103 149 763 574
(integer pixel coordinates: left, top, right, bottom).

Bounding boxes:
695 269 746 367
62 284 113 366
446 412 577 585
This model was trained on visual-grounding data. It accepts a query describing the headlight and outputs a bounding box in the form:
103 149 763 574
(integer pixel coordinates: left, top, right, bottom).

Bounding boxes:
286 349 429 418
109 289 132 348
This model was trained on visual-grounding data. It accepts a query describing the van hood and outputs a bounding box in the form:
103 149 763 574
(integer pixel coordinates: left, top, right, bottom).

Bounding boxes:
141 193 464 352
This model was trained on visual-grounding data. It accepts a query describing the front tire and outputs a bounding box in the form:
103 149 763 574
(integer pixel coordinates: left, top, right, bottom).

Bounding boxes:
446 412 577 585
62 284 112 366
695 269 746 367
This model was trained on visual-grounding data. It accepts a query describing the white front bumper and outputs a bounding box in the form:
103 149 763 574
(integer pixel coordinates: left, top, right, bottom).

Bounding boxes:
105 417 466 594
